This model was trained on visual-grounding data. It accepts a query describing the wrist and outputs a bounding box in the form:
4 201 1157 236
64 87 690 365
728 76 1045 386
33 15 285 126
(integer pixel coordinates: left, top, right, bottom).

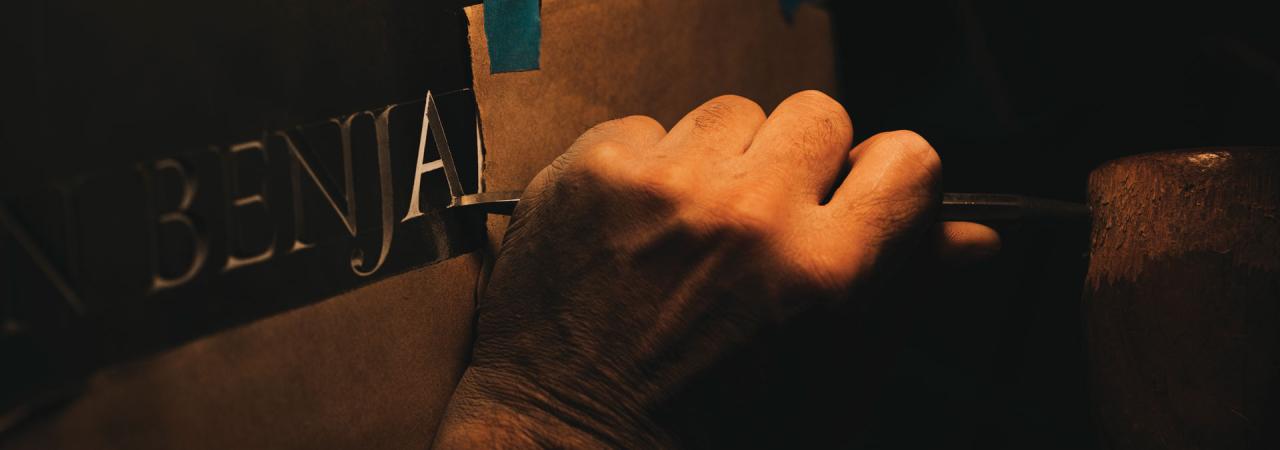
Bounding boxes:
434 366 671 449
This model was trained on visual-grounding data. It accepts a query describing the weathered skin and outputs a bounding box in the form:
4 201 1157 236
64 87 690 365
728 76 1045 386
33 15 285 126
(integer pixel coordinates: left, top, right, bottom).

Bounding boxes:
432 91 1001 448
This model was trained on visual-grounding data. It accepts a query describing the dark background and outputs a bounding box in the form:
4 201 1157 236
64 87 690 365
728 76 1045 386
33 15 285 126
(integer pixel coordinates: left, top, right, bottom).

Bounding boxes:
5 1 1280 448
662 2 1280 449
1 0 480 198
835 2 1279 448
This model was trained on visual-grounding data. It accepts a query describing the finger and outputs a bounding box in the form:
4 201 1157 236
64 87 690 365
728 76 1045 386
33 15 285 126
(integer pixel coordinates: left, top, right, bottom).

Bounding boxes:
820 130 941 267
521 115 666 202
935 221 1001 266
742 90 853 202
657 95 766 157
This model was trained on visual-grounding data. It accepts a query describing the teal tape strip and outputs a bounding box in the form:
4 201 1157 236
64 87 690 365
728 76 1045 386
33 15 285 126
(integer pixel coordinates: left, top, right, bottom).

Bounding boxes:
484 0 541 73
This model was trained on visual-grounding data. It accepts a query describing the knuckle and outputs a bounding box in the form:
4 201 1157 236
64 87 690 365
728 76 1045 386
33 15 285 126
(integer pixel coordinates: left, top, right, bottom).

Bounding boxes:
692 95 764 131
579 119 621 140
615 114 664 134
711 94 765 115
788 90 849 119
872 130 942 181
692 102 732 132
573 140 630 182
788 89 839 106
784 91 853 143
878 130 934 159
626 162 693 202
576 115 662 145
793 116 844 156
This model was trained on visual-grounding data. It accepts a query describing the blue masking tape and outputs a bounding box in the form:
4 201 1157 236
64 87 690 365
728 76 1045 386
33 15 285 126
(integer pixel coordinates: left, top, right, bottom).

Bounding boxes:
484 0 541 73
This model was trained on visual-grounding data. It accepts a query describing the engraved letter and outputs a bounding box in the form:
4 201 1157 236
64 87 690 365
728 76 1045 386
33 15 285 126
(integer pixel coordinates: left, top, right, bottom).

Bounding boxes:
0 201 86 314
348 107 396 277
285 147 316 252
143 158 208 292
279 109 396 276
222 141 275 271
278 123 359 251
402 91 465 222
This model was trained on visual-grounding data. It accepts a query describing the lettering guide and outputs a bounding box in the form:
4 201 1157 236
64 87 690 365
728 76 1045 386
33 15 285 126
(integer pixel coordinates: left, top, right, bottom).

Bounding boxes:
0 89 489 387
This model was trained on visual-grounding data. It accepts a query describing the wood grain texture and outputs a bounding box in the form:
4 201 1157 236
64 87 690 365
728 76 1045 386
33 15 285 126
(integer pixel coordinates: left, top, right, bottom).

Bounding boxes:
1084 148 1280 449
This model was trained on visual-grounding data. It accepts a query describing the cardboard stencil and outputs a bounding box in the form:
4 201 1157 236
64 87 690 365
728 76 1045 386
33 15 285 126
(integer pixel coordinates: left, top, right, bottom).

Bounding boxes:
4 256 480 449
466 0 836 195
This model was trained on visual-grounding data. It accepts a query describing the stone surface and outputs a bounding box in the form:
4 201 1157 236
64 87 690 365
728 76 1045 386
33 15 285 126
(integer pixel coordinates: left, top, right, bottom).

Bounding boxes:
1084 148 1280 449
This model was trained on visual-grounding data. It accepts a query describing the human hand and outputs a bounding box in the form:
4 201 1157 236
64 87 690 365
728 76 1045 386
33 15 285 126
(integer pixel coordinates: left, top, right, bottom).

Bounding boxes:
433 91 999 448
